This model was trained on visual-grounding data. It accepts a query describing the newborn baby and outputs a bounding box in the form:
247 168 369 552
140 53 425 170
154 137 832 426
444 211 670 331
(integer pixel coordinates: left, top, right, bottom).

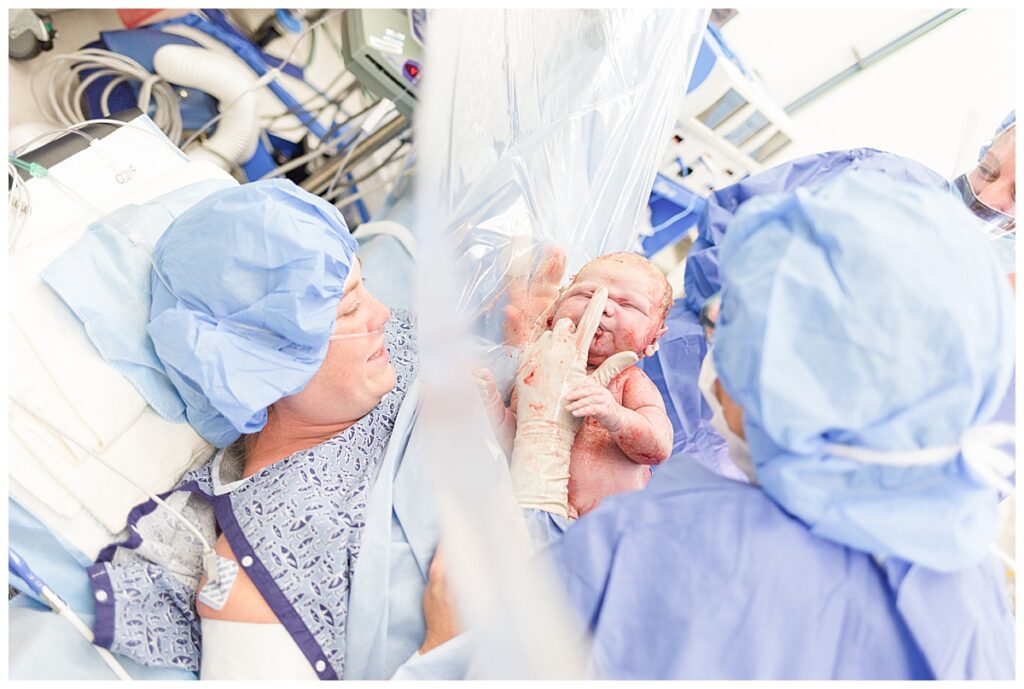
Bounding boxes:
479 252 674 518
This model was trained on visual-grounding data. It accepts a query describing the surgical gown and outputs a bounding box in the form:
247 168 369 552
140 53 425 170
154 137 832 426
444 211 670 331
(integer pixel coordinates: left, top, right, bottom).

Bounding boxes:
543 454 1015 680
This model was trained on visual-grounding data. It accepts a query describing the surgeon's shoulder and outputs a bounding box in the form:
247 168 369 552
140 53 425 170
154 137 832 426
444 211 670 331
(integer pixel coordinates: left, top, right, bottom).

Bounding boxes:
585 456 769 532
551 456 821 573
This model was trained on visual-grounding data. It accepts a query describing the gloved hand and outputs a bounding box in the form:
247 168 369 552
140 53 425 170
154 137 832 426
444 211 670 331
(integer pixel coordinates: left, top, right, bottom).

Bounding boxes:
510 287 639 518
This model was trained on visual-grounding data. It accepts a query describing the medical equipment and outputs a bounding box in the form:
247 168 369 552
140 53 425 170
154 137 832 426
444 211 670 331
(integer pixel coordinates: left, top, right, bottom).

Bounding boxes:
299 108 409 196
34 49 185 145
340 9 423 120
8 8 56 60
154 44 260 168
323 98 397 200
8 159 32 248
9 549 132 680
662 23 798 196
171 10 345 150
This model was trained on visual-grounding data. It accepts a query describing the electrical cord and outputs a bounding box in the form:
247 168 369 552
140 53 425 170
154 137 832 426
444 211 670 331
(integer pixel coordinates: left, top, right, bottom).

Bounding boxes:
322 100 398 199
264 69 350 123
319 16 345 56
33 49 184 145
303 21 317 69
263 78 361 142
180 8 345 152
256 130 357 181
11 126 96 158
345 139 409 187
8 160 32 250
304 112 406 198
333 165 416 210
12 118 185 159
257 98 383 181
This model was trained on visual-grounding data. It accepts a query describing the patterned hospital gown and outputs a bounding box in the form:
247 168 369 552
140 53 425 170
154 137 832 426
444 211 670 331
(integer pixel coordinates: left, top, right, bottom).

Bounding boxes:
88 310 417 679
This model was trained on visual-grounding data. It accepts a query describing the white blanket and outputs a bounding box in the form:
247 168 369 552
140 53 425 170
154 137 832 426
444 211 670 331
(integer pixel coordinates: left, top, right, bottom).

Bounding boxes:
8 117 233 555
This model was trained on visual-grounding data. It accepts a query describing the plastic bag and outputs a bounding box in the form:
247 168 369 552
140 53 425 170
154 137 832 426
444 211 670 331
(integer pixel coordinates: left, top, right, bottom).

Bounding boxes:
418 9 708 347
413 9 708 678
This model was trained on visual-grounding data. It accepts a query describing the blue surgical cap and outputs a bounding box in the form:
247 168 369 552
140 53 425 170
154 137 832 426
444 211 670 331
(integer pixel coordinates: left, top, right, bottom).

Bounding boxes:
148 179 358 447
978 110 1015 161
713 169 1014 571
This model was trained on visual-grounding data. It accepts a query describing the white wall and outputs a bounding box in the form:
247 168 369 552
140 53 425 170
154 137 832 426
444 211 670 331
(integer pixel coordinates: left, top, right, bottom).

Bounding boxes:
721 8 1015 176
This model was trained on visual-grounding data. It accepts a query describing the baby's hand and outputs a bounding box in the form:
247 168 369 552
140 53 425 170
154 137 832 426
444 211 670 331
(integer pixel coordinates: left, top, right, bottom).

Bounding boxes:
565 380 625 433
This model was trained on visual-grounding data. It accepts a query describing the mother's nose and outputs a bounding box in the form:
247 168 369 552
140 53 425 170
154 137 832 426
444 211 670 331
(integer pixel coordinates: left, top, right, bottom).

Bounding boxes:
365 291 391 330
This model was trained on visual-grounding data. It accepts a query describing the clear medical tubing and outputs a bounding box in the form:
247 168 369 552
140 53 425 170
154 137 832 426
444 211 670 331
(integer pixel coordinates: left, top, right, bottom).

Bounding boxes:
414 9 708 677
9 548 133 680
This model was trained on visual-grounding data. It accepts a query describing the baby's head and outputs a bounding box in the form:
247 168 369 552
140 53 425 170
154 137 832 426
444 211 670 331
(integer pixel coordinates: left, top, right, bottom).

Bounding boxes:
549 252 672 366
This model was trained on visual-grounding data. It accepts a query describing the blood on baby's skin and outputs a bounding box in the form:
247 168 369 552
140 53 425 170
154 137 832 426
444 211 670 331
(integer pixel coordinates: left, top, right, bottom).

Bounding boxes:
567 367 670 518
522 370 536 385
612 424 663 463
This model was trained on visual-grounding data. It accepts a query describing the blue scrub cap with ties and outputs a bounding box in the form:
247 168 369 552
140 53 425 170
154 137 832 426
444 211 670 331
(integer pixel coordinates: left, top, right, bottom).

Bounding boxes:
148 179 358 447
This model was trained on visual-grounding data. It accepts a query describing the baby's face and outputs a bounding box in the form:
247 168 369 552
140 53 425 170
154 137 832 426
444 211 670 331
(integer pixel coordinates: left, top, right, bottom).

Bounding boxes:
549 258 668 366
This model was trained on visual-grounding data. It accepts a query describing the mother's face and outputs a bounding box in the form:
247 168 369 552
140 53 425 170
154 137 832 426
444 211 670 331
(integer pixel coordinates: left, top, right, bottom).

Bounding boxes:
278 259 397 426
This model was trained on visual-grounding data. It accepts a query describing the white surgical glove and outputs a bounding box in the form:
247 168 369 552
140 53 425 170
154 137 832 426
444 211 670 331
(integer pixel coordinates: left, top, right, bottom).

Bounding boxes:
510 287 639 518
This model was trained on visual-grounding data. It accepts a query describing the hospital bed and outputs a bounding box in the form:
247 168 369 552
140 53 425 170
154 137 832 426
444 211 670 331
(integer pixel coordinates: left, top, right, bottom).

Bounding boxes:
7 110 417 679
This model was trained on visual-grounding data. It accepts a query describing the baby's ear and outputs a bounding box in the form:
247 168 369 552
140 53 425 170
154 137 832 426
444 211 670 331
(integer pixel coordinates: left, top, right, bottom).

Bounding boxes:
642 325 669 358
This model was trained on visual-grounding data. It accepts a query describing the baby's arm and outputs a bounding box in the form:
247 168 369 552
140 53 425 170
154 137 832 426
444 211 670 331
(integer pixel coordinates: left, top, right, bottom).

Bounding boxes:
565 368 672 465
473 366 517 457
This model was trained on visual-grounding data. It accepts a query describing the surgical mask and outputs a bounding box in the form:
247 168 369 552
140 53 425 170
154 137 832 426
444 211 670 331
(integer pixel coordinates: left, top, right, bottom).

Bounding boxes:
698 350 755 483
951 173 1016 234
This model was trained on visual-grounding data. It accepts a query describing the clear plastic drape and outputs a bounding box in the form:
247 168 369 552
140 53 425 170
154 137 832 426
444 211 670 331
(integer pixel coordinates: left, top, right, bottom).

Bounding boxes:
413 9 708 678
420 9 707 345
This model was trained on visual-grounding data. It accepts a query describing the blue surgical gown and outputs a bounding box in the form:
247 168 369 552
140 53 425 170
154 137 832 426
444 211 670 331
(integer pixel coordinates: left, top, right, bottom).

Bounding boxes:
542 455 1015 680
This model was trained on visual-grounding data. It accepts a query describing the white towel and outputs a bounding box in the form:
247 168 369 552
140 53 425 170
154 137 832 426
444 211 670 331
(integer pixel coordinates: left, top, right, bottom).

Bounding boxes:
11 401 213 534
10 230 148 455
8 118 232 542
